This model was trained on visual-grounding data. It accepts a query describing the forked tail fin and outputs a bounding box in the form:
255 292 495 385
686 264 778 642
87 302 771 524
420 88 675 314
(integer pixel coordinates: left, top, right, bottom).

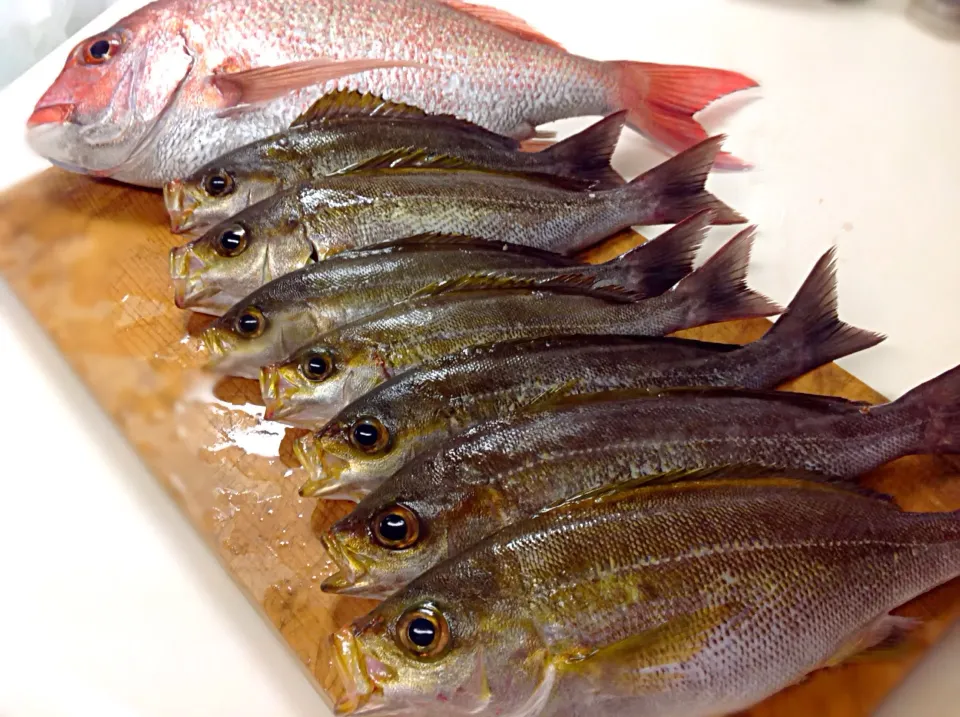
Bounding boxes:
669 227 782 329
596 211 711 299
626 136 746 225
737 247 886 387
540 111 628 189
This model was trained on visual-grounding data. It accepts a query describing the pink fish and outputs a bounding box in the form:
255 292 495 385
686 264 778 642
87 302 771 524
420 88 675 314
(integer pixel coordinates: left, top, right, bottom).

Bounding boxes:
26 0 758 188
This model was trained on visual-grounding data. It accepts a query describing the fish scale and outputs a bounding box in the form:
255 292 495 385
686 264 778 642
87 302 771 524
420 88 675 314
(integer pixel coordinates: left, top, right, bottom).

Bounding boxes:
335 479 960 717
28 0 757 185
301 247 883 502
321 364 960 598
262 230 776 425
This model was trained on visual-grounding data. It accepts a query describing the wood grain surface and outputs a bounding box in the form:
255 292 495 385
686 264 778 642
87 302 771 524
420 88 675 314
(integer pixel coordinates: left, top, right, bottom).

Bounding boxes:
1 167 958 716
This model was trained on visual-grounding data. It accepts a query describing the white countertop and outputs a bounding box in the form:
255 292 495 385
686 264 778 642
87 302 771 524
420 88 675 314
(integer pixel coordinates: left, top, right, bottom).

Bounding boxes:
1 1 959 715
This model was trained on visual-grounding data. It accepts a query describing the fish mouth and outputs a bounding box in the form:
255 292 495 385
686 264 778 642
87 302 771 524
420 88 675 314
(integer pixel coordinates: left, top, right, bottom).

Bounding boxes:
261 365 332 425
172 277 220 311
169 246 221 311
260 365 290 421
332 628 398 716
319 533 371 595
27 103 75 128
164 179 199 234
295 437 357 499
201 327 229 363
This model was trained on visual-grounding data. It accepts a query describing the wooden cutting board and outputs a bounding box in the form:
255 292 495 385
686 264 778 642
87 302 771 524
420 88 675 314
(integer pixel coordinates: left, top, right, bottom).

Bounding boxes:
1 167 958 716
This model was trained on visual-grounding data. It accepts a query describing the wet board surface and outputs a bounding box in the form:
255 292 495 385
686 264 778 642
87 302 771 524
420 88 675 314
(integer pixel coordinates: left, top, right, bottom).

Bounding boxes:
1 167 958 716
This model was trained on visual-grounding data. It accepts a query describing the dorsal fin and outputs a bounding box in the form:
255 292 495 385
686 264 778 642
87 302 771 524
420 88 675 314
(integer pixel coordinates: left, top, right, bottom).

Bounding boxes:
408 273 639 302
635 386 873 414
338 147 478 173
524 384 871 416
291 90 523 151
438 0 566 50
291 89 431 126
353 234 583 265
518 386 663 414
540 469 893 515
332 147 596 191
447 334 744 363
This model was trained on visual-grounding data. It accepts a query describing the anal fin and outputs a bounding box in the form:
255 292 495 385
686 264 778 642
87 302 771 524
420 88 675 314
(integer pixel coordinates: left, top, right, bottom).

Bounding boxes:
821 614 920 668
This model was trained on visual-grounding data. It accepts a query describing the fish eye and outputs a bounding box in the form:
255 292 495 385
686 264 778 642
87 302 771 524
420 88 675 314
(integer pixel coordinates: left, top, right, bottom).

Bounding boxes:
215 225 247 257
234 306 265 338
350 417 390 453
301 350 334 381
372 505 419 550
82 35 120 65
397 604 450 658
203 169 235 197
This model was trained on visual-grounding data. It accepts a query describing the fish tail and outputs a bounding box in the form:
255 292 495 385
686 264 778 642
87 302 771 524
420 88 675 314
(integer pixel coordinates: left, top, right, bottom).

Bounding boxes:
625 136 746 225
600 211 710 298
741 247 886 386
539 111 627 189
881 364 960 455
606 61 758 170
671 227 781 327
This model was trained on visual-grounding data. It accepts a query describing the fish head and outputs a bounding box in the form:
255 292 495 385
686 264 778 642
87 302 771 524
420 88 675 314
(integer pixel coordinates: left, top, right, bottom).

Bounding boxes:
164 139 296 233
334 584 551 716
261 337 385 426
320 484 448 598
169 192 315 314
320 463 511 598
27 5 195 181
296 388 427 500
203 287 333 379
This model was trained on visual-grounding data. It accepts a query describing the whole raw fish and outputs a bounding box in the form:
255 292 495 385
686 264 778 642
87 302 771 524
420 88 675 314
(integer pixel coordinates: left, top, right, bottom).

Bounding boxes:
169 135 743 311
164 91 627 234
202 216 706 377
319 363 960 596
332 477 960 717
297 247 883 499
259 228 779 425
26 0 757 187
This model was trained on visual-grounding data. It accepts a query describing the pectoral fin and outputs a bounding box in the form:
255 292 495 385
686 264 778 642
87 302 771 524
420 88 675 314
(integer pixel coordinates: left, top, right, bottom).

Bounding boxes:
213 58 428 106
558 604 740 691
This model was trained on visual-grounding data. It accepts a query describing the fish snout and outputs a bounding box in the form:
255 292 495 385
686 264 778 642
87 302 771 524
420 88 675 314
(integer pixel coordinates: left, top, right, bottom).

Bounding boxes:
332 626 381 715
169 245 212 309
201 327 229 363
164 180 199 233
319 533 369 594
27 103 75 128
260 365 285 420
262 365 307 422
296 439 354 499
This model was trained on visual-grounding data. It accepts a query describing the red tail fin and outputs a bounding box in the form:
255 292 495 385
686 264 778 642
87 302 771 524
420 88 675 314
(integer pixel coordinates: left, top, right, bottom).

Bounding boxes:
609 61 758 170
